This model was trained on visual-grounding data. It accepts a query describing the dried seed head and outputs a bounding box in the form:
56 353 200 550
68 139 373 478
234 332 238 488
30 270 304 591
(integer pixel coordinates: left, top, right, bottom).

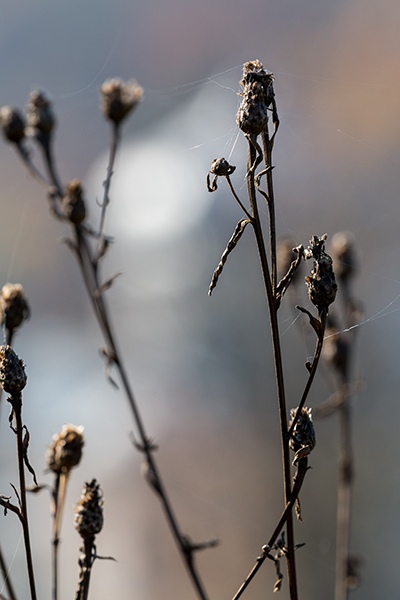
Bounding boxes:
0 106 26 144
26 90 55 136
0 345 27 395
289 407 316 454
0 283 30 332
330 231 356 283
99 78 142 125
210 158 236 177
305 235 338 313
74 479 104 539
62 179 86 225
236 60 275 135
46 424 85 474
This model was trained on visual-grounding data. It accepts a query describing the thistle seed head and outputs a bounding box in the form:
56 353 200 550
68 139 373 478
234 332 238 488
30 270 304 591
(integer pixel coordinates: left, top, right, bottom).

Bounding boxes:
99 78 142 125
236 60 275 135
62 179 86 225
26 90 55 136
46 424 85 474
74 479 104 539
0 106 25 144
289 407 316 454
305 235 338 313
0 283 30 333
330 231 356 283
0 345 27 395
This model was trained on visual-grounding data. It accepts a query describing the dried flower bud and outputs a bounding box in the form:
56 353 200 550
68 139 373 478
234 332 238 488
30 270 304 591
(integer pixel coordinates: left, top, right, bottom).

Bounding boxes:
46 424 85 474
236 60 275 135
26 90 55 136
0 345 27 395
305 235 338 313
289 407 316 455
210 158 236 177
74 479 104 539
0 106 25 143
0 283 30 332
99 78 142 125
62 180 86 225
330 231 356 283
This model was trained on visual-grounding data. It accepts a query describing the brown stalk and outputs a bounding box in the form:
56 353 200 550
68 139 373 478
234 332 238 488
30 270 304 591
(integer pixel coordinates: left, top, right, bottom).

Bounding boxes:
24 116 210 600
9 394 37 600
232 457 309 600
246 136 298 600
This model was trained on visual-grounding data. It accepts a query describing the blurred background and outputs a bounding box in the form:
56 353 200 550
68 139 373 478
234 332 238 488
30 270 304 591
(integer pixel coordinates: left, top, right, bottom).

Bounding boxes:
1 0 400 599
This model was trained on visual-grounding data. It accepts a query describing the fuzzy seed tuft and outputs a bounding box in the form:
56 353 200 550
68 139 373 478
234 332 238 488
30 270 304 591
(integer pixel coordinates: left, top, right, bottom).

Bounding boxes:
99 78 142 125
47 424 85 474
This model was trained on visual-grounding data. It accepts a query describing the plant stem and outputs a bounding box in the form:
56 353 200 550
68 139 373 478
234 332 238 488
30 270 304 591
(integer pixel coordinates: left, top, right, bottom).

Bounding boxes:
75 537 95 600
12 396 37 600
246 137 298 600
0 546 18 600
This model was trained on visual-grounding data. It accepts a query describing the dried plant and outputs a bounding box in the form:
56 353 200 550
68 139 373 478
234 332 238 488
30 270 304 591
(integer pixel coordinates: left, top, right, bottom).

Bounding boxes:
207 60 337 599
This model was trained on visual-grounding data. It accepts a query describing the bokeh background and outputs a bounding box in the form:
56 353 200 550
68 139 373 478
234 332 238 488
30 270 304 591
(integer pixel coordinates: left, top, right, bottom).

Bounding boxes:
1 0 400 599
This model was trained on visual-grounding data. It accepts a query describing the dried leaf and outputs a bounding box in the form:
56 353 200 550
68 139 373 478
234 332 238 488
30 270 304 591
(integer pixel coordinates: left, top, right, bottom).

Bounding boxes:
99 346 119 388
22 426 38 486
209 219 250 296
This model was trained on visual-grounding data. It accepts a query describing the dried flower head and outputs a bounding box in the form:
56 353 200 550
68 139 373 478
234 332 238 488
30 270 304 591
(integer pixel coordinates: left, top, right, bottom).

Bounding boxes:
0 345 27 395
0 283 30 332
26 90 55 136
99 78 142 125
74 479 104 539
289 407 316 463
330 231 356 283
210 157 236 177
46 424 85 474
62 179 86 225
305 235 338 313
0 106 25 144
236 60 276 135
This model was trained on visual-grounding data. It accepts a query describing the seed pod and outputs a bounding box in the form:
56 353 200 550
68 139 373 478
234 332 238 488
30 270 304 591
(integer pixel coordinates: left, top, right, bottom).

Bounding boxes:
74 479 104 539
330 231 356 283
46 424 85 474
305 235 338 313
210 158 236 177
99 78 142 125
0 283 30 332
236 60 276 135
62 180 86 225
0 345 27 395
26 90 55 136
0 106 25 143
289 407 316 454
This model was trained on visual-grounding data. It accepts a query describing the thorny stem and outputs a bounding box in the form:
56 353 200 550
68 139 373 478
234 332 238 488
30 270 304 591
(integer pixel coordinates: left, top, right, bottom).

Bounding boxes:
26 129 210 600
232 458 309 600
11 396 37 600
246 137 298 600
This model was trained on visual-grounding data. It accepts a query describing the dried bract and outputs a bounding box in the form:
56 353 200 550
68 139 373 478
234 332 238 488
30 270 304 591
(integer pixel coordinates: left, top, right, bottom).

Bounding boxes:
236 60 276 135
0 345 27 395
99 78 142 125
0 283 30 332
74 479 104 539
330 231 356 283
26 90 55 136
0 106 25 143
305 235 338 313
62 179 86 225
289 407 316 458
46 424 85 474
